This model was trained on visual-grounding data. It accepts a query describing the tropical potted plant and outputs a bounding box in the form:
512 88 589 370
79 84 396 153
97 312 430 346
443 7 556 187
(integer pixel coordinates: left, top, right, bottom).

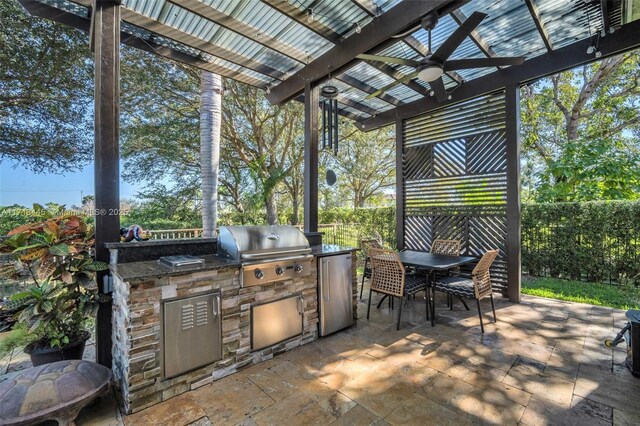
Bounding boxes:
0 215 108 366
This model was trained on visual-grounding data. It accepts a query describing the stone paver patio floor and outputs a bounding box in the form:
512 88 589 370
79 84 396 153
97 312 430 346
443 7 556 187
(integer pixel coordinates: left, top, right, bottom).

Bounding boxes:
61 285 640 425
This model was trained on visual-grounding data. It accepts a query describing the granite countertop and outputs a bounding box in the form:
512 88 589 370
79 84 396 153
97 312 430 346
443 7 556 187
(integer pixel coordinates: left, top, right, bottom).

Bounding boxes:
104 238 217 249
311 244 358 257
111 254 240 281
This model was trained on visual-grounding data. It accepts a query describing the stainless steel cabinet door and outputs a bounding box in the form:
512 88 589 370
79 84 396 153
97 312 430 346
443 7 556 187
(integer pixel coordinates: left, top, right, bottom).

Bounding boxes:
251 294 304 351
319 254 354 336
163 292 221 379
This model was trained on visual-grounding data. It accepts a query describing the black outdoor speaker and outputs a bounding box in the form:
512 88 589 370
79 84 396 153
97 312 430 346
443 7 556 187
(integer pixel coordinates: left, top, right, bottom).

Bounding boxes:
627 310 640 378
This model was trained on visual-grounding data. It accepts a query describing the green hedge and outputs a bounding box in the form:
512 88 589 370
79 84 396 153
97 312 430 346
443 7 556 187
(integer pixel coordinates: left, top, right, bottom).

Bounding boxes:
522 201 640 284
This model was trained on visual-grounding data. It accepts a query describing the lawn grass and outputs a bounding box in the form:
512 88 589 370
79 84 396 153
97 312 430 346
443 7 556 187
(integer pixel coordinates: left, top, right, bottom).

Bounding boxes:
522 277 640 310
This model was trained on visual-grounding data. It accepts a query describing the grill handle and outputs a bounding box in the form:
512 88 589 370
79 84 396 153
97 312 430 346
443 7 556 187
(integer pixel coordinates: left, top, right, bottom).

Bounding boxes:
241 248 312 260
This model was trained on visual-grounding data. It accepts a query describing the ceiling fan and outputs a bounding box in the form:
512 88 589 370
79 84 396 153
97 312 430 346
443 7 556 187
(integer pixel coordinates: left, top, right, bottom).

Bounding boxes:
357 12 526 102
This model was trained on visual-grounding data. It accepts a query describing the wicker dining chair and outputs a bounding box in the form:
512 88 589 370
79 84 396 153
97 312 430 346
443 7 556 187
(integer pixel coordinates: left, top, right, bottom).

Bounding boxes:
430 239 461 307
432 249 499 333
430 239 461 256
359 238 383 300
367 248 429 330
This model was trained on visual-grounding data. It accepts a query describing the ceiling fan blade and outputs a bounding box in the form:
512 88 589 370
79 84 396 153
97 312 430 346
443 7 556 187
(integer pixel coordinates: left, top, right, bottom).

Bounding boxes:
444 56 526 70
365 70 420 99
357 54 422 67
432 11 487 63
429 77 447 102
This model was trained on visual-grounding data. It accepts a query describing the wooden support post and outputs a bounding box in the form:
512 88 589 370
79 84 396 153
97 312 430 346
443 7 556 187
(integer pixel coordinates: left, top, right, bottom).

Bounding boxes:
93 0 120 367
303 83 319 233
505 85 521 303
395 118 404 250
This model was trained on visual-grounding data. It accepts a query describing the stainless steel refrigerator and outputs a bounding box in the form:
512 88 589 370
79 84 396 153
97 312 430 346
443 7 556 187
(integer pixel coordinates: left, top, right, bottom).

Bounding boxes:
318 254 354 336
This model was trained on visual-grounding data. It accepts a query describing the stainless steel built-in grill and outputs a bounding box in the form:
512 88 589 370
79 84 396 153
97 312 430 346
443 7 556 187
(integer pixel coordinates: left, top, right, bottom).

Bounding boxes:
217 225 312 287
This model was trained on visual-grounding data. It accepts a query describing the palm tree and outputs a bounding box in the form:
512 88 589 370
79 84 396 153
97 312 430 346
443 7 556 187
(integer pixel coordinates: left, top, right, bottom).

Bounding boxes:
200 71 222 238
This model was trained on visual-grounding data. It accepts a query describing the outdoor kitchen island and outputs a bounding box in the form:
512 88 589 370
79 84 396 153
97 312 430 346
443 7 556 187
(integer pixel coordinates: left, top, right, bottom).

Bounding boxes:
106 231 357 414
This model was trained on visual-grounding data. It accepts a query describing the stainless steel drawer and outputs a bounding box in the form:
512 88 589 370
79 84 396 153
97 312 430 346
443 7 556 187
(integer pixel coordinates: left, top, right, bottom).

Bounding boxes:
163 292 222 379
251 294 304 351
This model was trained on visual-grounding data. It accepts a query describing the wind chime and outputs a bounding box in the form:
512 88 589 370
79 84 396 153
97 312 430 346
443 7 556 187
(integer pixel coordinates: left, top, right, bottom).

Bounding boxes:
320 85 339 156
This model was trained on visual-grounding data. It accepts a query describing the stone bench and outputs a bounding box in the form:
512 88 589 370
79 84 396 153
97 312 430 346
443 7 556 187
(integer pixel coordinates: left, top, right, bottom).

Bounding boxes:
0 360 112 426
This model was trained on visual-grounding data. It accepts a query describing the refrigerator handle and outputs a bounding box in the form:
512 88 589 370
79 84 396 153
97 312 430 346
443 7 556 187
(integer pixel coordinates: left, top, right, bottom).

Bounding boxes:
324 260 330 301
297 295 305 315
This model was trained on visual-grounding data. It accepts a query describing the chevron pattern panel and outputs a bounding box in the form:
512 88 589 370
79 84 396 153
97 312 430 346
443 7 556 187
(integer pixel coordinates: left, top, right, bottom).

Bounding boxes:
401 92 510 293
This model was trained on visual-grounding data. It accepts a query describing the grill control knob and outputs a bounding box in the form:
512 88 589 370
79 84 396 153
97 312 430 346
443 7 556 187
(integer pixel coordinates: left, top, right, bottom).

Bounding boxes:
294 264 303 273
255 269 265 279
275 266 285 276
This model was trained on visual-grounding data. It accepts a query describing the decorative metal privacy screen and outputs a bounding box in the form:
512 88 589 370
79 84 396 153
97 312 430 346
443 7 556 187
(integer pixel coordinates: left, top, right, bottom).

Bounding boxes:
401 91 509 293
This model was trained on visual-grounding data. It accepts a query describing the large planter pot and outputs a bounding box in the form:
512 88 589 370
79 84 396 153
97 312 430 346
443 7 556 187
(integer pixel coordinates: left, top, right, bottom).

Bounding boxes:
25 331 91 366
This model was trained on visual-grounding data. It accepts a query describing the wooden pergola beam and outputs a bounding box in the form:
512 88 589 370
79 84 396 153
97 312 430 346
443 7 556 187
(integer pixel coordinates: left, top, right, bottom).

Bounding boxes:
450 9 499 72
334 73 401 106
364 61 431 97
600 0 612 34
92 0 120 368
120 9 287 80
352 0 464 95
303 83 319 233
524 0 553 52
265 0 464 104
359 17 640 130
19 0 270 88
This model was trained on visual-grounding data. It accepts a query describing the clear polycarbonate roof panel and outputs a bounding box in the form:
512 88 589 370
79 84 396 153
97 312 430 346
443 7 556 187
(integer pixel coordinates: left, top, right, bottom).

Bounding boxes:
122 0 303 78
30 0 628 119
290 0 372 35
209 0 334 62
40 0 87 16
537 0 604 50
342 62 423 104
460 0 546 58
327 79 395 113
120 22 278 87
385 85 423 103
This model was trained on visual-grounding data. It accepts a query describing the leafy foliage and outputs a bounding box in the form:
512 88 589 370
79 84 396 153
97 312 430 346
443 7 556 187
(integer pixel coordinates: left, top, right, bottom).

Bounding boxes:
521 52 640 202
0 0 93 172
0 215 107 349
321 121 395 209
522 201 640 284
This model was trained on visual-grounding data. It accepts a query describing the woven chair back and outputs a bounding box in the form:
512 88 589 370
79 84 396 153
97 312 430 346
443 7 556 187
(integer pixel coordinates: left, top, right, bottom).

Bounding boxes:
368 248 405 297
472 249 499 299
431 239 461 256
361 238 383 258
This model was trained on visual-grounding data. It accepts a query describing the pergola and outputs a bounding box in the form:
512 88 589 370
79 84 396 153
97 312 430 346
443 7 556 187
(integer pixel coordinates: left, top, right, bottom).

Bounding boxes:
18 0 640 367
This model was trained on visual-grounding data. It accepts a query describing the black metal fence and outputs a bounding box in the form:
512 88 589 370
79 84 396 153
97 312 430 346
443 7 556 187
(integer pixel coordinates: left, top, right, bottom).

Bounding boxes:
521 202 639 285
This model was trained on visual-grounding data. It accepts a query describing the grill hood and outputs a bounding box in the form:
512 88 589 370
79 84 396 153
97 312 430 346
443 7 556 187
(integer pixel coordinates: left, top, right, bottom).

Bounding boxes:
217 225 311 262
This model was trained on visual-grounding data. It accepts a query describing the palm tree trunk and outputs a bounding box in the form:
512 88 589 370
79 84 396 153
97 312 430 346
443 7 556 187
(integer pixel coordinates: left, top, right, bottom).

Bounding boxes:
265 191 278 225
200 71 222 238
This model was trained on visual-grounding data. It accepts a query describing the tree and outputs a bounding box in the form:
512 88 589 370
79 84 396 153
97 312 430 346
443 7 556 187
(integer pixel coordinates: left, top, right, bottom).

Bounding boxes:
120 49 200 195
221 81 304 225
200 72 222 237
521 52 640 201
326 121 396 208
0 0 93 172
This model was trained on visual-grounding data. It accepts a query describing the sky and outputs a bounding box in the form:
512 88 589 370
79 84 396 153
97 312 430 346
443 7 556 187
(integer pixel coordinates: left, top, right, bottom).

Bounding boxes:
0 159 142 207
